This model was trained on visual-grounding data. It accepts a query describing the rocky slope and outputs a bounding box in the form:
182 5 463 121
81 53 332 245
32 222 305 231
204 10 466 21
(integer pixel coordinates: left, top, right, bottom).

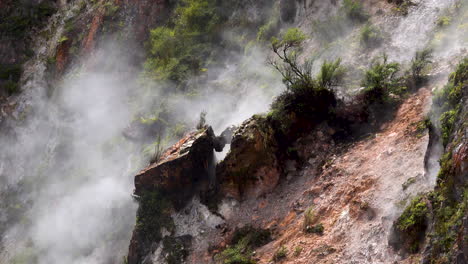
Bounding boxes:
0 0 467 264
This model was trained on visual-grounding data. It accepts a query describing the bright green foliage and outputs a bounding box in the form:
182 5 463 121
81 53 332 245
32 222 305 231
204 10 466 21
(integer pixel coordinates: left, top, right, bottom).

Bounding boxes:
437 16 452 27
272 246 288 262
395 195 429 253
271 28 306 51
410 48 433 86
216 226 271 264
342 0 369 22
433 57 467 146
397 196 428 232
361 55 402 103
360 23 382 49
317 59 346 90
216 238 256 264
145 0 219 86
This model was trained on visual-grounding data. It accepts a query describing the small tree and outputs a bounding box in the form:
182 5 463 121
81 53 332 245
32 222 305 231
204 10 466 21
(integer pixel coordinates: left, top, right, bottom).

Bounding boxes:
361 54 401 103
269 28 312 90
410 48 433 86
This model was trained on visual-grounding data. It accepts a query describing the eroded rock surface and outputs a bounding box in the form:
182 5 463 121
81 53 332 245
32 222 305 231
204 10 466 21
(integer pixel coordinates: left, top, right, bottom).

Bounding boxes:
217 116 281 200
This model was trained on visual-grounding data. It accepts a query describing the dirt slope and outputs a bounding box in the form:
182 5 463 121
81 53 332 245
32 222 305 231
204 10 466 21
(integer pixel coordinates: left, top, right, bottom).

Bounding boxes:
246 88 433 264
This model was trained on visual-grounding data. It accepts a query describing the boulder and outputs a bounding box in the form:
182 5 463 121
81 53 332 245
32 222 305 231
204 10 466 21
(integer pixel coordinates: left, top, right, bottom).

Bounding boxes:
217 116 281 200
134 126 220 207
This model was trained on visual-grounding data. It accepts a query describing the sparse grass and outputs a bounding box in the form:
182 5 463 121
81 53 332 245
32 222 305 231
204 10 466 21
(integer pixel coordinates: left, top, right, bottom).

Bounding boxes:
293 246 303 257
272 245 288 262
303 206 317 232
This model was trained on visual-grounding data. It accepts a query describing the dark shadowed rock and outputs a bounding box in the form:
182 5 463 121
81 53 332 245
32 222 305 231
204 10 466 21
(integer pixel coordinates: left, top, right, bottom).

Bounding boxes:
134 126 220 207
217 116 281 200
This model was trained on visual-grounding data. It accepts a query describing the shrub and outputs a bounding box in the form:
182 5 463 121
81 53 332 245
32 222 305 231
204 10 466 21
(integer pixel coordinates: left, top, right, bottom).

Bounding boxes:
305 223 324 235
437 16 451 27
317 59 346 90
361 54 402 103
303 207 317 232
144 0 219 86
432 57 467 146
293 246 303 257
216 226 271 264
395 196 428 253
342 0 369 22
360 23 383 49
216 237 256 264
272 246 288 262
409 48 433 86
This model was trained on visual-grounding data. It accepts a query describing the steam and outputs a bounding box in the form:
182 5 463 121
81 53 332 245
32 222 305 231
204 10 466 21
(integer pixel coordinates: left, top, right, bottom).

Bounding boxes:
0 6 285 264
0 0 467 263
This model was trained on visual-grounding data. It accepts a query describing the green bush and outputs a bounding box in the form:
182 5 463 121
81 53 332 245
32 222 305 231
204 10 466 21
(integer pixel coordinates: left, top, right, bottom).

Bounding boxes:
409 48 433 86
215 226 271 264
144 0 219 86
432 57 467 146
360 23 382 49
361 55 402 104
395 195 428 253
272 246 288 262
302 206 316 232
342 0 369 22
305 223 324 235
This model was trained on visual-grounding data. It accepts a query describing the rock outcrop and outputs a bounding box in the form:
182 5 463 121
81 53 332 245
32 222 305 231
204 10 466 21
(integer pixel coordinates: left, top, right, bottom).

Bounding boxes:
134 126 220 207
217 116 281 200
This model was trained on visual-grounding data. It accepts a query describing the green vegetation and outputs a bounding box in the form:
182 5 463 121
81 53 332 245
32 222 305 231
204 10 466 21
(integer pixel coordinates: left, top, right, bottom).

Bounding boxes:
433 57 467 146
305 223 325 235
1 64 22 96
293 246 303 257
302 206 317 232
437 16 452 27
134 191 174 244
342 0 369 22
409 48 433 86
268 28 341 134
215 226 271 264
0 1 56 37
144 0 220 87
422 58 468 262
360 23 382 49
272 245 288 262
389 0 415 16
361 55 403 104
395 195 428 253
